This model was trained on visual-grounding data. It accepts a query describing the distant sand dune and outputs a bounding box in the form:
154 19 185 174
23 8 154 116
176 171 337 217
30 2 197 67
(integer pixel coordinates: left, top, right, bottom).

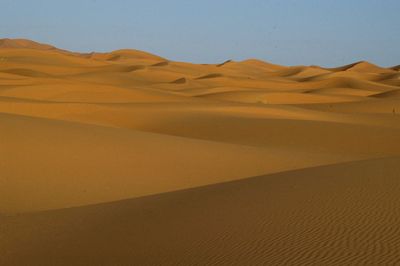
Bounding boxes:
196 73 224 79
152 61 169 67
90 49 165 62
0 68 53 77
324 61 395 74
170 77 187 84
370 89 400 99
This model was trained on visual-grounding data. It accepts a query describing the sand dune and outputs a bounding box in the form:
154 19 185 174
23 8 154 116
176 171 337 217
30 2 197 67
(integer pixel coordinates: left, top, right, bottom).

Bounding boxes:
371 89 400 99
0 38 59 51
2 156 400 265
324 61 395 73
1 38 400 265
2 112 346 213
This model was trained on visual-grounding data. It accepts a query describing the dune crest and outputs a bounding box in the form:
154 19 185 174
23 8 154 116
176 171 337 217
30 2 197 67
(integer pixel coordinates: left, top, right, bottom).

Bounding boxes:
0 38 57 50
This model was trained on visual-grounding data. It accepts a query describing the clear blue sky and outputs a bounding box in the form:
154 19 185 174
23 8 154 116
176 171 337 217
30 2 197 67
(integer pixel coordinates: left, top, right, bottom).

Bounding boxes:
1 0 399 66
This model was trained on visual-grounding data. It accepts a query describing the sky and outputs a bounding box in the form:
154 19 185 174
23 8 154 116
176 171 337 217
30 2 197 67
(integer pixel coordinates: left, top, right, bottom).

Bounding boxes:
1 0 399 67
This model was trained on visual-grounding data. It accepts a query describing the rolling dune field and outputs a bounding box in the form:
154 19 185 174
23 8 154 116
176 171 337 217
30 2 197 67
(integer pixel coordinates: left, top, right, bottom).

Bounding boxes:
1 39 400 265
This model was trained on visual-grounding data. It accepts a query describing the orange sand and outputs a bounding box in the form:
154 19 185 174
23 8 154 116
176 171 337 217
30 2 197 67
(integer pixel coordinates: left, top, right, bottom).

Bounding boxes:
1 39 400 265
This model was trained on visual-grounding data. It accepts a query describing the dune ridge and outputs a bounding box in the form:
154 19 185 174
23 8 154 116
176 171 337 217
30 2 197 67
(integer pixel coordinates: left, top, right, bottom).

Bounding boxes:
1 38 400 265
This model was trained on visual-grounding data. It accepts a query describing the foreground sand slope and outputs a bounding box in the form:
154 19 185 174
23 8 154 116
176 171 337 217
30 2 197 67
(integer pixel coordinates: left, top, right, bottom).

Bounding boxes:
1 156 400 265
1 112 346 213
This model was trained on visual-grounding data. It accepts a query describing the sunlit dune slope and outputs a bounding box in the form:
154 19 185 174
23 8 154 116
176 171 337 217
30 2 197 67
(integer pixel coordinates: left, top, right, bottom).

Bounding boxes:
1 112 346 213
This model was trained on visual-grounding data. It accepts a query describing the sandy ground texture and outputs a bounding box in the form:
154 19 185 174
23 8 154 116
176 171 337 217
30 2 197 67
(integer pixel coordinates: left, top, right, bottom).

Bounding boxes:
1 39 400 265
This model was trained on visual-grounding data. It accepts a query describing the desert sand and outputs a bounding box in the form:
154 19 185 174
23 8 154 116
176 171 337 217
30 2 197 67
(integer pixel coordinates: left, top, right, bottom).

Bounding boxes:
1 38 400 265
